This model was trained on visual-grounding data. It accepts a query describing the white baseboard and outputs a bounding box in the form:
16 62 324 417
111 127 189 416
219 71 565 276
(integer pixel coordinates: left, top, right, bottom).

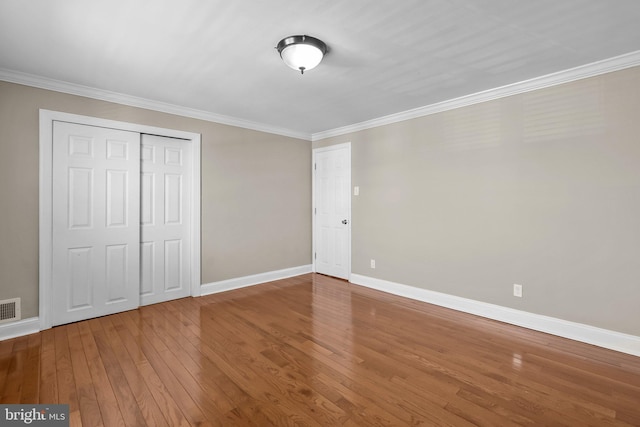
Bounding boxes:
350 274 640 357
0 317 40 341
1 266 313 341
201 265 313 296
5 272 637 358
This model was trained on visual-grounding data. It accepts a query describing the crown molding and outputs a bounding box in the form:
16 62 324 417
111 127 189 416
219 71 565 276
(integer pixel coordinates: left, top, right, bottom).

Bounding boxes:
312 50 640 141
0 68 312 141
4 50 640 143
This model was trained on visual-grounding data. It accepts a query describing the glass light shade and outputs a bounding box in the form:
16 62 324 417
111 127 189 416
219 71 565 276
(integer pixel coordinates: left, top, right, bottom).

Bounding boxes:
276 35 327 74
281 44 324 72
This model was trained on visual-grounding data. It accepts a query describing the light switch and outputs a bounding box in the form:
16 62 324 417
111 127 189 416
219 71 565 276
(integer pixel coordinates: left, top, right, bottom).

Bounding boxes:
354 186 359 196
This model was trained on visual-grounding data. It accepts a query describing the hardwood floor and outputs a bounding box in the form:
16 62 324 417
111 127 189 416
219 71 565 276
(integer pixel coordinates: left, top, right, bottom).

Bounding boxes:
2 273 640 426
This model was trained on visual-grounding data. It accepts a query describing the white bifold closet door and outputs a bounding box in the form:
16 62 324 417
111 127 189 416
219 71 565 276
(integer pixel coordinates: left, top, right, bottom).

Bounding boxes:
51 123 192 326
140 134 192 306
52 121 141 326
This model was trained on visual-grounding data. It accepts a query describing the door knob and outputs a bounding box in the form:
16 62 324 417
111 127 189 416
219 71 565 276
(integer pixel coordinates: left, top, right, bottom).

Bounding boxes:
342 219 348 224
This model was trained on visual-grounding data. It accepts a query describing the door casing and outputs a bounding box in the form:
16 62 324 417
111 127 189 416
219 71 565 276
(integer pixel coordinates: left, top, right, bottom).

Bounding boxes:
39 109 201 330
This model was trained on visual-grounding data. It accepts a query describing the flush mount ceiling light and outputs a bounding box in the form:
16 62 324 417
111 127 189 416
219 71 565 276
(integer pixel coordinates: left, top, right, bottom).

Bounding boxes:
276 35 327 74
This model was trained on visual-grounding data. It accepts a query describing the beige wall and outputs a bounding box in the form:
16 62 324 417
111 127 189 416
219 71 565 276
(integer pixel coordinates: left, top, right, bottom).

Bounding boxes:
315 66 640 336
3 65 639 337
0 81 312 320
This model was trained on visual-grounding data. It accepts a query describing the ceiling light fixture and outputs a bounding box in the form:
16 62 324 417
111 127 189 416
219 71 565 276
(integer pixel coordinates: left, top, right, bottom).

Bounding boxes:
276 35 327 74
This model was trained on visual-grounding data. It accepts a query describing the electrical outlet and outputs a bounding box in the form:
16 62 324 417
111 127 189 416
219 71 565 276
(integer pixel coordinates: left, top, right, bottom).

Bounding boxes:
513 284 523 298
370 259 376 269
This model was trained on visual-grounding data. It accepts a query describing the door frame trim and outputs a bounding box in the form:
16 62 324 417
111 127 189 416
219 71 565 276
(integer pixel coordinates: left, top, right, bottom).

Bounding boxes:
39 109 202 330
311 142 351 280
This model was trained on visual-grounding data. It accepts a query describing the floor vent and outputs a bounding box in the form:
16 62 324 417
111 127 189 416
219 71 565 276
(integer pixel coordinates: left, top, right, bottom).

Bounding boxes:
0 298 21 324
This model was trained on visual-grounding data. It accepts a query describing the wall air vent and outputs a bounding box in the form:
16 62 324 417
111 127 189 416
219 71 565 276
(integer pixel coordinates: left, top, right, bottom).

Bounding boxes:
0 298 21 324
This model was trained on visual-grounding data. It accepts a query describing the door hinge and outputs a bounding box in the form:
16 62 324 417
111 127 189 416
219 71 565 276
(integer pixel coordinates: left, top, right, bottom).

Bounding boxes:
314 252 317 260
314 163 317 170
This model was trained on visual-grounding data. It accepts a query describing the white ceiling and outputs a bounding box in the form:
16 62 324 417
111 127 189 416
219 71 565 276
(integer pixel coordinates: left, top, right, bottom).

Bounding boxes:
1 0 640 139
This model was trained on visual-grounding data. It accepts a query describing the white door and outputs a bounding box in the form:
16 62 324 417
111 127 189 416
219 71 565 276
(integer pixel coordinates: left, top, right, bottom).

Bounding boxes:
52 121 140 326
314 144 351 280
140 134 192 305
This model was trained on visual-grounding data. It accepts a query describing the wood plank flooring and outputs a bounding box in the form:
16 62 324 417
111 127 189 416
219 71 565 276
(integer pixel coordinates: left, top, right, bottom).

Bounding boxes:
1 273 639 426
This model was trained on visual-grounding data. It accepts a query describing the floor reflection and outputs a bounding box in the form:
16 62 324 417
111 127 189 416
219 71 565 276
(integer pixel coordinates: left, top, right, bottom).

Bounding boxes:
7 272 638 425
